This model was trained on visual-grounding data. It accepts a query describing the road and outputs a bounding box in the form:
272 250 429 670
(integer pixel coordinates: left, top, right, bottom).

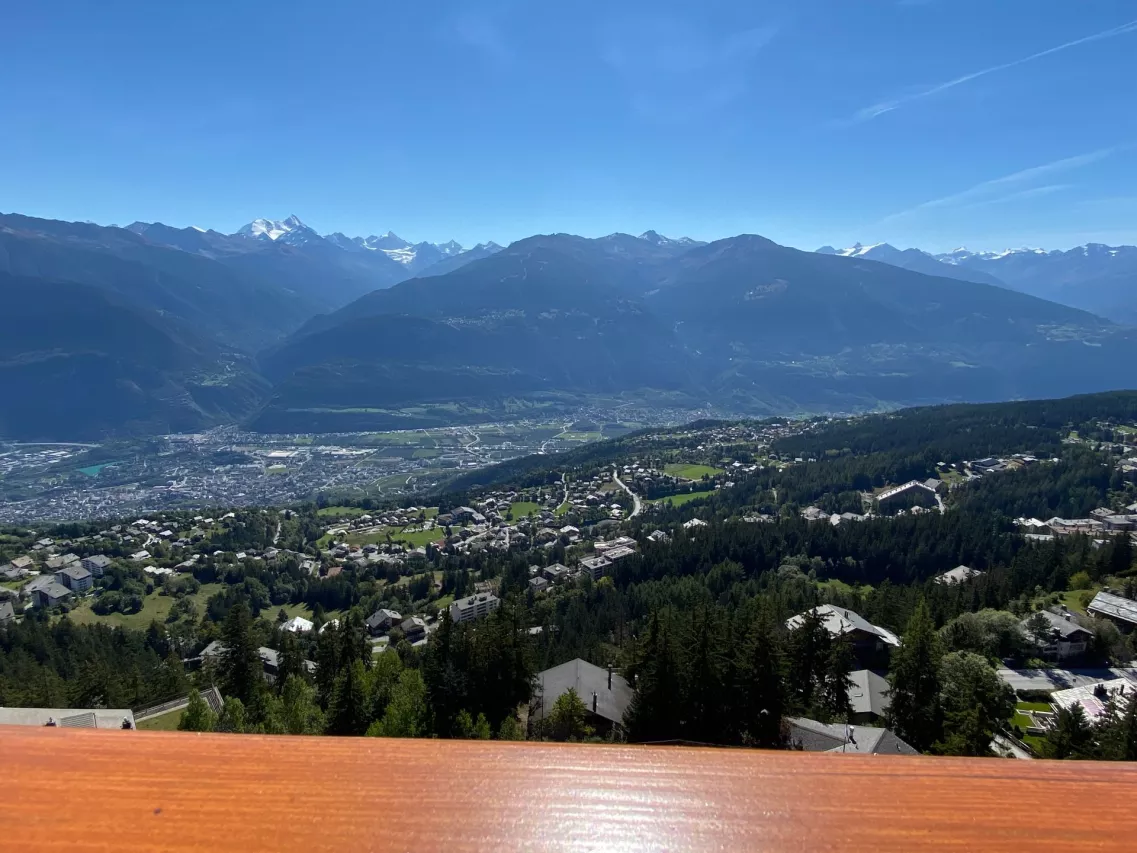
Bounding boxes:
612 466 643 518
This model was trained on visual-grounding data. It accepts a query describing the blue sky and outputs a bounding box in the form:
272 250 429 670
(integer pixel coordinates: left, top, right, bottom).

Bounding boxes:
3 0 1136 252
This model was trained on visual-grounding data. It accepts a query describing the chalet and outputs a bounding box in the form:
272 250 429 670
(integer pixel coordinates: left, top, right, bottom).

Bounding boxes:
786 605 900 660
682 518 708 530
400 617 427 643
528 576 549 593
1022 610 1093 661
1087 591 1137 632
280 616 314 634
531 659 632 737
934 565 984 585
365 609 403 636
788 718 916 755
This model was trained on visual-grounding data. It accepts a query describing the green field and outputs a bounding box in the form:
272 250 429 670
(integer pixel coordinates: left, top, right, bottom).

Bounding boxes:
67 582 226 630
509 501 540 519
664 463 723 480
137 708 184 731
650 489 716 508
317 506 369 518
346 525 443 549
412 448 441 458
555 501 571 517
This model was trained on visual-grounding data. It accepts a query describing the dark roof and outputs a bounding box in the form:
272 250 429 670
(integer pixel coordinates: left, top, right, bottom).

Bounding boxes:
533 659 632 726
788 718 917 755
57 565 92 581
1024 609 1094 640
0 600 14 623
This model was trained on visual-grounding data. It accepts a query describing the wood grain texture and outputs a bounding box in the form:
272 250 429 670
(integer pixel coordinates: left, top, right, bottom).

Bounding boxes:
4 725 1137 852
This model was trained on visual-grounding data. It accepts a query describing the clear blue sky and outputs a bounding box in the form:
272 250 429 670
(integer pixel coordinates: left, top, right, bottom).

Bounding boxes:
3 0 1136 252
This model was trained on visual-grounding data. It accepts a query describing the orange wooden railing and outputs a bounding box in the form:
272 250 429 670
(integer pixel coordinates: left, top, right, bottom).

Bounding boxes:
5 725 1137 851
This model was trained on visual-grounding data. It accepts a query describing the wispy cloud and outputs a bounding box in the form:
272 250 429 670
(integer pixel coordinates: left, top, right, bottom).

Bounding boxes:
878 149 1113 224
602 19 777 122
446 12 513 65
959 184 1073 209
849 18 1137 124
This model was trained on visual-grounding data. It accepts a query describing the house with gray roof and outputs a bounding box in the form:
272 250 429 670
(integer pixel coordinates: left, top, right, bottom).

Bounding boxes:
935 565 984 585
1022 610 1094 661
788 717 917 755
81 555 112 577
847 669 891 724
0 600 15 626
1088 591 1137 632
786 605 900 667
532 658 632 736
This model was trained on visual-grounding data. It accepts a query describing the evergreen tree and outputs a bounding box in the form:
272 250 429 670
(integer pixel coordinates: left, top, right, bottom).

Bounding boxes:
220 601 261 706
786 609 830 712
821 638 854 724
887 600 944 752
281 675 325 735
369 669 429 738
325 659 371 736
682 608 730 742
935 651 1014 756
1042 705 1096 759
276 631 305 693
215 697 248 733
735 609 786 748
541 688 593 742
624 613 684 742
179 688 216 732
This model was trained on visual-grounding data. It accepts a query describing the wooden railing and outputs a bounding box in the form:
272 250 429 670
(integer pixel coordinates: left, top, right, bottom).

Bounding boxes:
5 725 1137 851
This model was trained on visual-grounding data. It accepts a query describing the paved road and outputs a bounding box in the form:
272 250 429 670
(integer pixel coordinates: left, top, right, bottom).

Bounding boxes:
612 466 643 518
997 667 1137 692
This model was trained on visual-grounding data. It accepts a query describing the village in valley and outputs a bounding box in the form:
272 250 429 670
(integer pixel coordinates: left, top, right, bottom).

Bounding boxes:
3 398 1137 757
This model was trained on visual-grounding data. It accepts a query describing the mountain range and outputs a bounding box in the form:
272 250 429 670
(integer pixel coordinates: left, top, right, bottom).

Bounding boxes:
254 231 1137 433
1 208 1135 440
817 241 1137 325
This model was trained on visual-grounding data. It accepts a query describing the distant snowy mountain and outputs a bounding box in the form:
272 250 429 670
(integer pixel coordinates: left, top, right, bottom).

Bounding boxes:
236 215 320 247
819 240 1137 324
816 242 1005 287
638 230 705 248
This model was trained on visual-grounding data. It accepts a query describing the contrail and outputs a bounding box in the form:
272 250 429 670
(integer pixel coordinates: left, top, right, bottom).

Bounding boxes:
851 18 1137 123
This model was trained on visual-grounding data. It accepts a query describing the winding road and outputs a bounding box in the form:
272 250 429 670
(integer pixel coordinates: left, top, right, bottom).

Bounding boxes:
612 465 643 518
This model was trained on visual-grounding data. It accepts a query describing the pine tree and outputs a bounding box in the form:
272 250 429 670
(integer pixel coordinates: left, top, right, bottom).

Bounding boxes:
215 697 248 733
281 674 325 735
735 610 786 748
276 631 305 693
786 608 830 712
369 669 429 738
325 659 371 736
220 601 261 706
542 688 593 742
624 613 684 742
821 638 854 724
886 600 944 752
1042 704 1096 759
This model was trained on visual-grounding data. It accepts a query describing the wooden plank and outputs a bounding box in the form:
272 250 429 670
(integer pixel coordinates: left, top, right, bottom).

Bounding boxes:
4 725 1137 851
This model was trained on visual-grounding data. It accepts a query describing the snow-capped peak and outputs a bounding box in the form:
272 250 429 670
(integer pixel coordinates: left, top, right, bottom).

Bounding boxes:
639 230 702 247
237 215 315 243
